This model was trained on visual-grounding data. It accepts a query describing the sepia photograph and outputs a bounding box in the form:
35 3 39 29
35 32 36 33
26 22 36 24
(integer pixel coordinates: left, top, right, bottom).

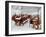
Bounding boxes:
5 1 45 36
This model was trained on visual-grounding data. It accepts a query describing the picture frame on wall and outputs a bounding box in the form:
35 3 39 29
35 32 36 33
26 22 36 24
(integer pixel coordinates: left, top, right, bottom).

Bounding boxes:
5 1 45 36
